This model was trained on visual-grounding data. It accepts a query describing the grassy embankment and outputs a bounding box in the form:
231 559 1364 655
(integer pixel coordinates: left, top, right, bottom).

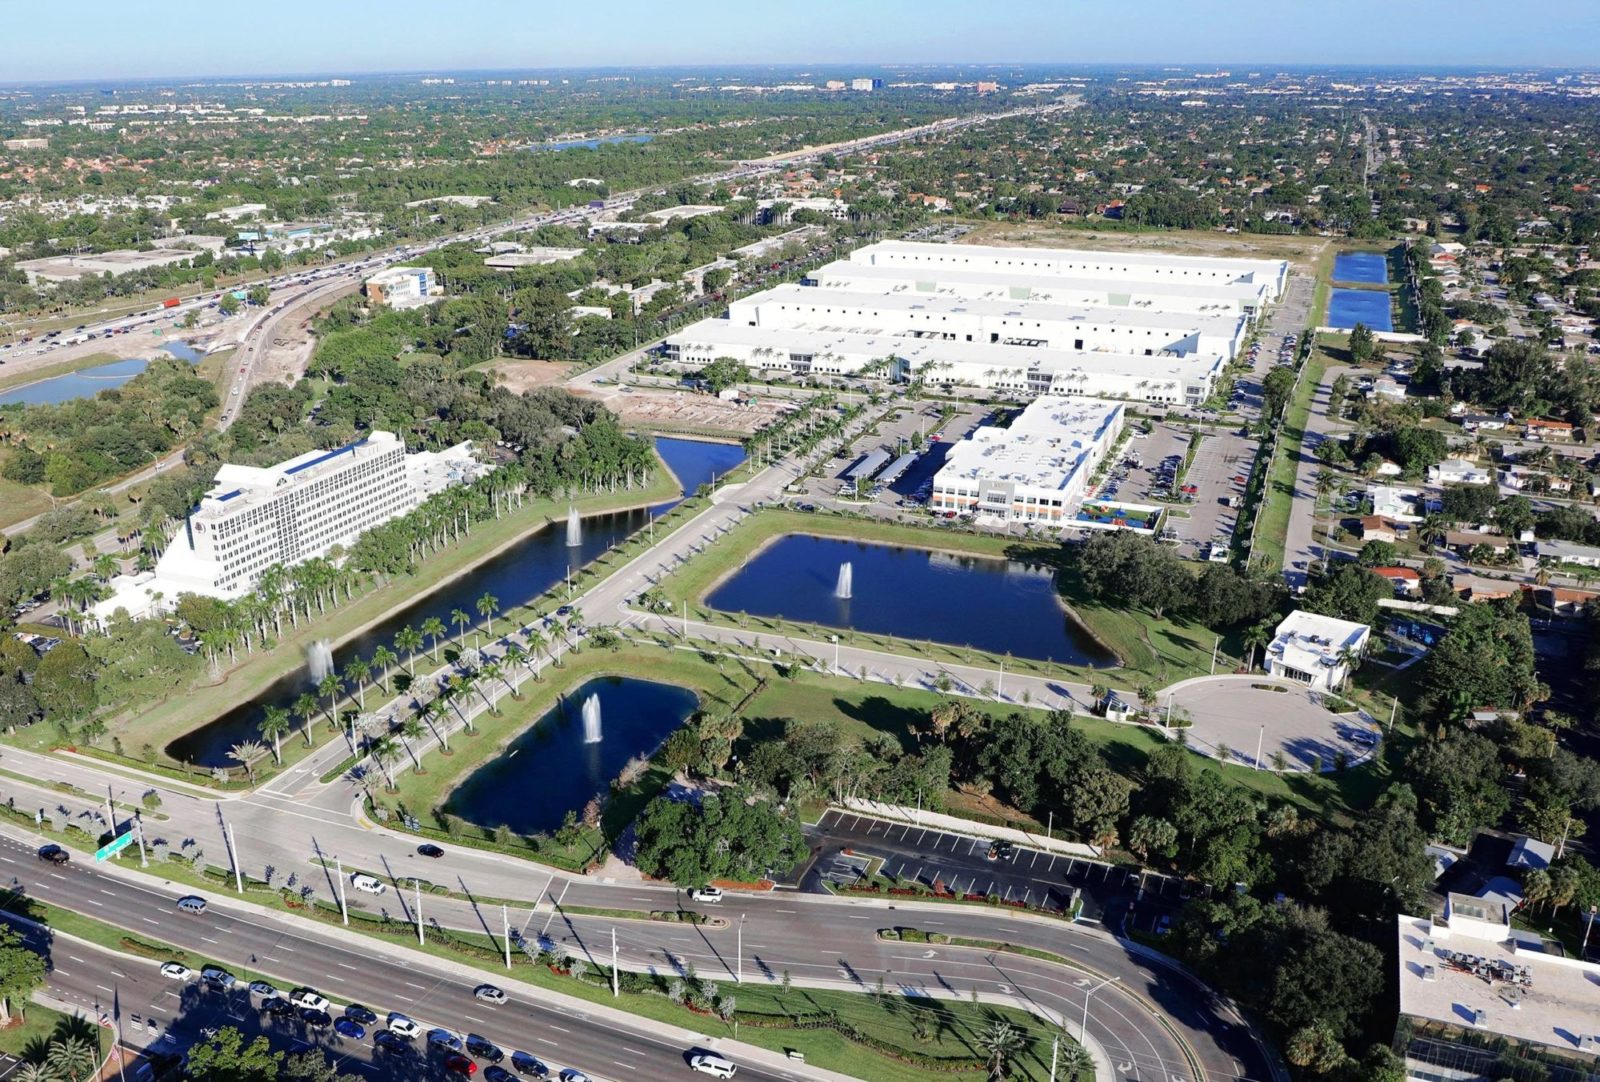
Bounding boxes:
1251 340 1333 572
0 890 1080 1082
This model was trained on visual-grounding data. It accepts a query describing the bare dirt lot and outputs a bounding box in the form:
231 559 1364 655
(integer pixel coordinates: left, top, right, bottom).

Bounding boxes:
483 358 578 393
577 386 793 436
959 221 1330 271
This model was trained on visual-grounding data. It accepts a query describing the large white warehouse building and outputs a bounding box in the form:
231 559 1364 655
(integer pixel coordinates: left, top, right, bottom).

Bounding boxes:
661 322 1223 406
850 240 1289 302
929 395 1125 525
804 259 1271 320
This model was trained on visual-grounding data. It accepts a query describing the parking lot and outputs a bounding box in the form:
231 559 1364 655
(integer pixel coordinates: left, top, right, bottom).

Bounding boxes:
1090 421 1255 559
806 809 1191 930
785 401 990 523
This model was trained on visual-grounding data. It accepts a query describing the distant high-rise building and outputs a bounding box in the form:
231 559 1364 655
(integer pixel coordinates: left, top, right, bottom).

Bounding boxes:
850 78 883 92
825 80 846 91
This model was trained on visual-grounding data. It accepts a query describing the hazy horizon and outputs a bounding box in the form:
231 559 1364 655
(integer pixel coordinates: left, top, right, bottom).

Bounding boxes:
8 0 1600 84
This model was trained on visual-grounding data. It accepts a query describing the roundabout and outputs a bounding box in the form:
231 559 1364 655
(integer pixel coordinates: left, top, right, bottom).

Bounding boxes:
1161 674 1382 772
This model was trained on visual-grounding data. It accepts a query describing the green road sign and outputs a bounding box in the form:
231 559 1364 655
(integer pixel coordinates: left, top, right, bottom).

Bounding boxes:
94 831 134 862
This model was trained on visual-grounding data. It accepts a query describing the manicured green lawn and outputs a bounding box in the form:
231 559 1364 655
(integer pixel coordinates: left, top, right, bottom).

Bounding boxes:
0 1001 107 1062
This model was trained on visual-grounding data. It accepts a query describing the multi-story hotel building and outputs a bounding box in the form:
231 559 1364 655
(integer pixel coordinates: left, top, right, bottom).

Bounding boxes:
93 432 481 622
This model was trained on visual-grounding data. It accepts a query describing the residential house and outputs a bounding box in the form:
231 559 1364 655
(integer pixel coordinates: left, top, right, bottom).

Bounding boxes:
1524 418 1575 442
1429 460 1492 486
1460 414 1507 433
1445 530 1511 557
1539 539 1600 568
1360 516 1399 543
1371 566 1422 595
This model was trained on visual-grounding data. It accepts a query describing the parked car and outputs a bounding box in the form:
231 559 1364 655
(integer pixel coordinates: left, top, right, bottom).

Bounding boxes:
375 1031 412 1055
289 989 330 1013
510 1052 550 1077
248 980 277 997
344 1004 378 1025
445 1054 478 1077
387 1014 422 1039
417 843 445 859
333 1019 366 1040
466 1035 504 1063
428 1030 464 1054
298 1009 333 1029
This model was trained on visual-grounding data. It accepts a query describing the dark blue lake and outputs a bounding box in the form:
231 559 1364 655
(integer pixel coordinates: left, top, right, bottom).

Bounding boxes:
166 437 744 767
1327 288 1393 332
447 676 699 836
0 341 203 407
1332 251 1389 285
705 534 1114 666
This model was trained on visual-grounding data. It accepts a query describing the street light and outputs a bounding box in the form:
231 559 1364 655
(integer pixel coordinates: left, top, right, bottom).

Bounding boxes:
1080 975 1121 1046
831 634 840 674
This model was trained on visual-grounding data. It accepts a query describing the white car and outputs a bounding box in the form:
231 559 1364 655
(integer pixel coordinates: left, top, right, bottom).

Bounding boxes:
688 887 724 904
387 1014 421 1039
350 873 387 895
159 963 193 981
248 980 277 997
690 1052 739 1077
474 984 507 1005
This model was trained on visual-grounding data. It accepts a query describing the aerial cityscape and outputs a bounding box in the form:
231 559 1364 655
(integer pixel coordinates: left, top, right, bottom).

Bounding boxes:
2 2 1600 1081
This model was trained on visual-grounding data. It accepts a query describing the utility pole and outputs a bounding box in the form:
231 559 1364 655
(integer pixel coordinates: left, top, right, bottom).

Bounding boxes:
1388 696 1399 734
503 905 511 970
415 879 425 946
997 657 1004 701
1210 635 1220 675
1049 1035 1059 1082
335 856 349 925
105 786 118 838
736 913 745 985
226 823 243 893
682 600 689 639
1047 810 1053 840
133 814 148 868
611 928 620 997
1254 725 1265 770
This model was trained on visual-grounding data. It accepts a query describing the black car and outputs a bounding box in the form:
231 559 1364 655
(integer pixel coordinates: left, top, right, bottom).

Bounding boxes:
485 1068 518 1082
510 1052 550 1077
466 1035 504 1063
344 1004 378 1025
298 1008 333 1029
418 843 445 859
37 845 69 865
261 998 293 1017
374 1032 412 1055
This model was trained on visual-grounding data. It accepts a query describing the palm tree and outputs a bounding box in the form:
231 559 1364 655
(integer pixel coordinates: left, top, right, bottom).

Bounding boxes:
395 625 424 674
368 735 400 791
525 629 548 679
450 608 472 650
260 705 291 765
46 1038 98 1082
1056 1044 1094 1081
421 699 450 753
293 692 319 747
476 592 499 637
13 1063 60 1082
480 660 507 713
370 645 399 694
976 1020 1026 1082
345 656 371 711
1242 619 1275 673
317 672 343 726
422 616 446 661
400 716 426 770
228 739 266 785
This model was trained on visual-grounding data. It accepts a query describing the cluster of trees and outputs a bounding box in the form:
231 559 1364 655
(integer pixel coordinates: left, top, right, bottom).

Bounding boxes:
184 1027 358 1082
632 786 808 888
1 358 218 495
1445 339 1599 428
1072 530 1284 628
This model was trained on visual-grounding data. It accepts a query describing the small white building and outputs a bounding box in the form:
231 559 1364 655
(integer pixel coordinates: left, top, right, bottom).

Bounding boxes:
1539 539 1600 568
1370 485 1424 523
1265 610 1371 691
364 266 441 309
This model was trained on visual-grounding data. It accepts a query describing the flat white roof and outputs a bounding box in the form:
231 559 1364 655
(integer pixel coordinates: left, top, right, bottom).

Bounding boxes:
937 396 1122 492
203 431 405 514
1398 913 1600 1058
858 239 1288 281
809 259 1268 306
666 319 1224 384
744 284 1241 335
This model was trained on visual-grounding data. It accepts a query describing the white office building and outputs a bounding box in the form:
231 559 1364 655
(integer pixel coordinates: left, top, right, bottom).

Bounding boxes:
1265 610 1371 691
364 266 441 309
660 321 1224 405
929 396 1124 525
93 433 481 622
850 240 1289 301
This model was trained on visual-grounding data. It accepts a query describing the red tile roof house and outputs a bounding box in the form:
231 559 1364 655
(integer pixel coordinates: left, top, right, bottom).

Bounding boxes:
1371 566 1422 594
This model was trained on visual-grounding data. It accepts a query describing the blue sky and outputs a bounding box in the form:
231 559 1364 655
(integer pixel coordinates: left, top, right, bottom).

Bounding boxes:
9 0 1600 82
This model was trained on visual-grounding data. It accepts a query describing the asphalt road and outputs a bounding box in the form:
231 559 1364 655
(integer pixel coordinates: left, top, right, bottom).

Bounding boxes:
0 832 813 1082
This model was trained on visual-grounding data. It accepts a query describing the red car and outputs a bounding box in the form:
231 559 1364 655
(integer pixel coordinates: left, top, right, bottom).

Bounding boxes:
445 1055 477 1076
